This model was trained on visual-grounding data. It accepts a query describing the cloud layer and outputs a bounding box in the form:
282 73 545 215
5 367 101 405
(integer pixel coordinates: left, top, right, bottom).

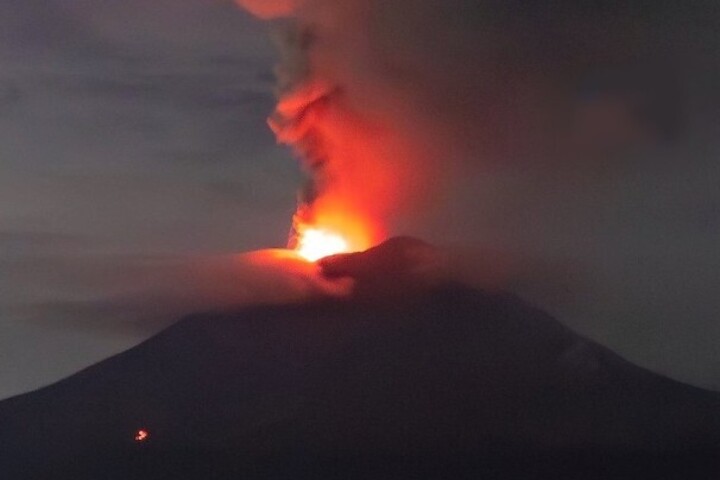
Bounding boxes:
0 0 303 399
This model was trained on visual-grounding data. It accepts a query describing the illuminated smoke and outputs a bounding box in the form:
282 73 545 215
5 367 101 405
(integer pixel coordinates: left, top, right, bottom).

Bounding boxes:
234 0 707 252
230 4 720 393
236 0 463 251
234 0 300 19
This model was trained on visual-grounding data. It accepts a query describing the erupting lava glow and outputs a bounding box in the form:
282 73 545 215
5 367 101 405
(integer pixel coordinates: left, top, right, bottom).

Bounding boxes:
295 228 350 262
291 211 379 262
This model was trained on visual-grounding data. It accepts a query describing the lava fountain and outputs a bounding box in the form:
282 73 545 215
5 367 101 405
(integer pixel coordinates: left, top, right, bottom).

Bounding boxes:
295 227 349 262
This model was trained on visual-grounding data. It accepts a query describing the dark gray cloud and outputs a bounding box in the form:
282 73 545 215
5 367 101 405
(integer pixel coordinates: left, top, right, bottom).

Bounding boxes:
0 82 23 111
0 0 303 399
0 0 101 53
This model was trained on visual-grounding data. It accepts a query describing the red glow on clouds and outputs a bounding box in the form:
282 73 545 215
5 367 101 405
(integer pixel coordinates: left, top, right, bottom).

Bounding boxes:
239 1 448 269
134 429 149 442
275 83 410 260
234 0 299 19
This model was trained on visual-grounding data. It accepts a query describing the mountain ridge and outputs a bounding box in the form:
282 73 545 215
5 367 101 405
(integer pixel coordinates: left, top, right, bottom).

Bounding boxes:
1 284 718 478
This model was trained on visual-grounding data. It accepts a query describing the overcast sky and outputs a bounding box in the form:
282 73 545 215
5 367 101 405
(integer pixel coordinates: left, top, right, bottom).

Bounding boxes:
0 0 303 399
2 1 719 400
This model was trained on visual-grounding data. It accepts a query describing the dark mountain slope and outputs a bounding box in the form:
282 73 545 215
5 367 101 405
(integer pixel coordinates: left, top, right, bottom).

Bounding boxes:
1 284 718 478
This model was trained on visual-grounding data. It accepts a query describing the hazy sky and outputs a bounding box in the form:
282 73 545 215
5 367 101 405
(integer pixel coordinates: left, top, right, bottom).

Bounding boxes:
2 1 719 400
0 0 302 399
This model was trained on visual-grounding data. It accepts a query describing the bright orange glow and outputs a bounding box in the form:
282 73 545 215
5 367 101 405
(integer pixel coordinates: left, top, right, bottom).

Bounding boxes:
134 429 149 442
273 80 424 265
296 227 351 262
291 206 379 262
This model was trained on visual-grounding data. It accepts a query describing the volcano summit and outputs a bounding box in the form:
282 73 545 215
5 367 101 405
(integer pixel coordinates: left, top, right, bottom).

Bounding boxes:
1 240 718 479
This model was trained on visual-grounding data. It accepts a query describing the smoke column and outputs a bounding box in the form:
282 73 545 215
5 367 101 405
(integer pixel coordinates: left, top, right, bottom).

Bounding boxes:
235 0 488 251
235 0 718 248
236 0 720 390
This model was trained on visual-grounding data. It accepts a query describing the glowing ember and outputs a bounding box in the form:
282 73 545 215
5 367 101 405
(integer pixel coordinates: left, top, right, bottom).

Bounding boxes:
296 228 350 262
134 429 149 442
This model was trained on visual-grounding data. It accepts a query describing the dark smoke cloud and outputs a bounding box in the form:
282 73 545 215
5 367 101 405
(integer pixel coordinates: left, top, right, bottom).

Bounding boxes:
237 0 720 238
237 0 720 389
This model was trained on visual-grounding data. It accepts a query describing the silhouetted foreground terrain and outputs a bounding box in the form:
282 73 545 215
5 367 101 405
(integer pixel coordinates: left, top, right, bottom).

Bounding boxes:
1 284 719 479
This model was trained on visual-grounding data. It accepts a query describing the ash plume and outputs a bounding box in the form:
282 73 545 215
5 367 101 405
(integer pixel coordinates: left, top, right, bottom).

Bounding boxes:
236 0 718 247
236 0 720 390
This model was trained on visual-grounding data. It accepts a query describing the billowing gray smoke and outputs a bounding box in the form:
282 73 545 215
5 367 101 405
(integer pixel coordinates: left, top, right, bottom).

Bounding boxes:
238 0 714 237
237 0 720 390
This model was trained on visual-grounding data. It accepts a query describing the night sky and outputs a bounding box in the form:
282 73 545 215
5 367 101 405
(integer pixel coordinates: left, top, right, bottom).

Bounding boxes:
2 1 719 399
1 0 301 398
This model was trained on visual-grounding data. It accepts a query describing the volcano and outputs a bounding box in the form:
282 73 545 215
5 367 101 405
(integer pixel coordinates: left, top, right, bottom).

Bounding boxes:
1 283 719 479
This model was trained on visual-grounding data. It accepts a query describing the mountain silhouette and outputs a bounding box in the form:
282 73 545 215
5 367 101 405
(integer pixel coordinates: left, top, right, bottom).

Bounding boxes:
1 284 718 478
